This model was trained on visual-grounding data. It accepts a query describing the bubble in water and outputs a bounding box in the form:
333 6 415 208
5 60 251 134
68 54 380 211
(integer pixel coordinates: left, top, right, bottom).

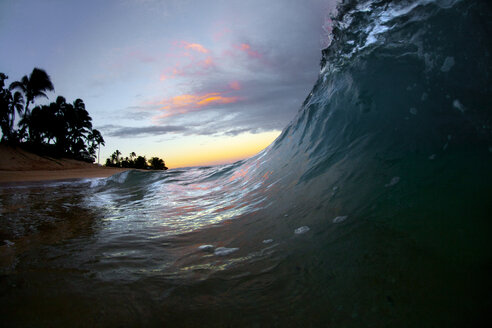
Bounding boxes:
198 245 214 252
440 56 455 72
385 176 400 187
409 107 418 115
428 154 436 160
333 216 348 223
294 226 310 234
214 247 239 256
453 99 465 113
262 239 273 244
3 240 14 247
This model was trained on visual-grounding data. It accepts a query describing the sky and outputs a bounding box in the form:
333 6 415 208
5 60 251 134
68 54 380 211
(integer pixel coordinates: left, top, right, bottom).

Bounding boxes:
0 0 336 168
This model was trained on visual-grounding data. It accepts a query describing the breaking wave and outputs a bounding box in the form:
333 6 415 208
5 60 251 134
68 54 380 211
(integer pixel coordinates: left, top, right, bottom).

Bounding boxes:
1 0 491 326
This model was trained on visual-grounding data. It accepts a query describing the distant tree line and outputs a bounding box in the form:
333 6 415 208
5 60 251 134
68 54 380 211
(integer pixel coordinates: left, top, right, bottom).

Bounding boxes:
105 150 168 170
0 68 104 162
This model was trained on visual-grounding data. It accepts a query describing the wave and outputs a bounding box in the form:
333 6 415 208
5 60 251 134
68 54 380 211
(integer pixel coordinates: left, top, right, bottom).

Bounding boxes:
2 0 491 326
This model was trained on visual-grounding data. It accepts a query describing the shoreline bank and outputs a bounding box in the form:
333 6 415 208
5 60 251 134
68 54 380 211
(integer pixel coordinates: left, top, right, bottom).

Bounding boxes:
0 167 129 184
0 144 129 183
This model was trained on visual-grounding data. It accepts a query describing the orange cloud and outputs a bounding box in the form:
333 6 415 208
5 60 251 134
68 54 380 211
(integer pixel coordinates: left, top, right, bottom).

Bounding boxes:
235 43 261 58
229 81 241 90
212 27 231 41
159 42 215 81
200 56 214 68
181 41 209 53
157 92 240 118
159 57 215 80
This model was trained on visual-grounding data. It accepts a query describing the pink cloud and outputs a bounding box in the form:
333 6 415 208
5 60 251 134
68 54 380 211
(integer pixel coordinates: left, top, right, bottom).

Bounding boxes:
158 40 266 83
200 56 214 68
180 41 209 53
155 92 241 119
159 56 215 81
212 27 232 41
159 41 216 80
229 81 241 90
234 43 261 59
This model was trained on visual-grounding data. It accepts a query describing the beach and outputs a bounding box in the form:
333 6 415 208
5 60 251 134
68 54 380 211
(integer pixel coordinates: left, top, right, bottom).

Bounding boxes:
0 145 127 183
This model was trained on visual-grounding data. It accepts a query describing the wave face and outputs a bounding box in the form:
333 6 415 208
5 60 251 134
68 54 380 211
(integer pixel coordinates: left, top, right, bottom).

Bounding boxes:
1 0 491 326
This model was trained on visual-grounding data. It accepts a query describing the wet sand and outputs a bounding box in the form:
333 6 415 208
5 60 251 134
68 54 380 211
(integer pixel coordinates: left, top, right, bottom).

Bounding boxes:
0 144 128 183
0 167 129 183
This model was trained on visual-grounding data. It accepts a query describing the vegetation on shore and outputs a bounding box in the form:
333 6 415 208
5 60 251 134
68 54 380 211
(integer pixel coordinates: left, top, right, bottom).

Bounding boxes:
0 68 104 162
105 150 168 170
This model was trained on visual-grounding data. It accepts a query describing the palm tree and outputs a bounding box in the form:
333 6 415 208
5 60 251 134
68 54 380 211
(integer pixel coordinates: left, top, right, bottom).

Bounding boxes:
115 149 121 165
87 129 105 163
110 153 117 166
0 73 23 142
149 157 167 170
9 68 54 140
63 98 92 155
9 91 24 129
9 68 54 116
51 96 69 153
0 73 24 141
1 74 12 141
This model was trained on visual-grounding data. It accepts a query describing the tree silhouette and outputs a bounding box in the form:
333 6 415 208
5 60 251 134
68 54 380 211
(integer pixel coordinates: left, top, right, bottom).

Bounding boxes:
87 129 105 160
134 156 147 169
1 69 107 163
66 99 92 155
149 157 167 170
0 73 12 141
9 68 54 115
9 68 54 140
104 151 168 170
114 149 121 165
110 153 117 166
51 96 70 153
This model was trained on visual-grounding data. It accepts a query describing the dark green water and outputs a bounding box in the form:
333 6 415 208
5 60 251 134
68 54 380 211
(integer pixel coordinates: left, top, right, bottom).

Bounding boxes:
1 0 491 326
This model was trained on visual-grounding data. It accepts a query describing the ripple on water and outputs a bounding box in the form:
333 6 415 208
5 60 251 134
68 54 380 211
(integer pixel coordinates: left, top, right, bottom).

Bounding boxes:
333 216 348 223
385 176 400 187
198 245 214 252
294 226 310 234
214 247 239 256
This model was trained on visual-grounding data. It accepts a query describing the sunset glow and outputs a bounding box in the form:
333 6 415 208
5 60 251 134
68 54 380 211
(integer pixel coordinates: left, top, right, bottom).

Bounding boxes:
181 42 209 53
163 131 281 168
0 0 327 169
157 92 240 118
236 43 261 58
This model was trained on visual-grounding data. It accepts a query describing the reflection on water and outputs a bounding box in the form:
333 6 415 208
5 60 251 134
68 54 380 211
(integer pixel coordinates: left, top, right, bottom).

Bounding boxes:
1 160 489 326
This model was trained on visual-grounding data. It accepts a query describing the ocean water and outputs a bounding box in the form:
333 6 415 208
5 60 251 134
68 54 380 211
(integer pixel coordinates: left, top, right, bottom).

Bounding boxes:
1 0 491 326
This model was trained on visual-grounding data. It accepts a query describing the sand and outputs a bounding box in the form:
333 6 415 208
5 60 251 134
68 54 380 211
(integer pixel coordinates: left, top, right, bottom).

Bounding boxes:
0 145 128 183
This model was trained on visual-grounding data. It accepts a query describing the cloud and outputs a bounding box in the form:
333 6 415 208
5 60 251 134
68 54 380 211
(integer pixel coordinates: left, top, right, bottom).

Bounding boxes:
155 92 241 118
229 81 241 90
159 41 216 80
181 41 209 53
234 43 261 59
99 1 334 140
99 124 188 137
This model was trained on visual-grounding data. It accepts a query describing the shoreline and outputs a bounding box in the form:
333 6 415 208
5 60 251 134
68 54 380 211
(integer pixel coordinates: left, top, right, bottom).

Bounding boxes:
0 167 130 184
0 144 130 184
